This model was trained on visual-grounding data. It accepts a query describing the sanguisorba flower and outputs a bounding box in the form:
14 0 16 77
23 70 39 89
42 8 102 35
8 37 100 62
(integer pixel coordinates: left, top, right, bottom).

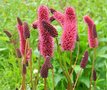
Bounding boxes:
34 5 54 58
80 51 88 69
40 56 52 78
50 7 77 51
17 17 26 55
84 15 98 48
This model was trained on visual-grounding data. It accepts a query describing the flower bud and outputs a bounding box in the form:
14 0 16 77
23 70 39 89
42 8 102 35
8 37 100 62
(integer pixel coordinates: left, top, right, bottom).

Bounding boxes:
42 20 58 37
17 17 22 25
4 30 12 38
80 51 88 69
50 8 56 14
23 22 30 39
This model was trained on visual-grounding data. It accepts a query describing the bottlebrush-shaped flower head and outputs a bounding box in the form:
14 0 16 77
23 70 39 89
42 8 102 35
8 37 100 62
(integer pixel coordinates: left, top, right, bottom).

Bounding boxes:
37 5 54 58
80 51 88 69
93 69 97 81
23 22 30 39
50 7 77 51
42 20 58 37
17 17 26 55
40 56 52 78
84 15 98 48
61 7 77 51
4 30 12 38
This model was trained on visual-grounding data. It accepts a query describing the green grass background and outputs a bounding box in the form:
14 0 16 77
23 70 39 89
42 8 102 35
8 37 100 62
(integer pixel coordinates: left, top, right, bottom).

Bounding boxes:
0 0 107 90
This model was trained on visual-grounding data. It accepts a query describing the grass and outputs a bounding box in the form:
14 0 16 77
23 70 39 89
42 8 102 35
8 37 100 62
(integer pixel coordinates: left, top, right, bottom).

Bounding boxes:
0 0 107 90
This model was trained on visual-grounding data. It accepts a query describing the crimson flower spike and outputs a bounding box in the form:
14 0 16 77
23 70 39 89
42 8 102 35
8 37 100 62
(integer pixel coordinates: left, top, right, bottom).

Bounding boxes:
32 5 54 58
50 7 77 51
23 22 30 39
17 17 26 55
42 20 58 37
84 15 98 48
80 51 88 69
40 56 52 78
4 30 12 38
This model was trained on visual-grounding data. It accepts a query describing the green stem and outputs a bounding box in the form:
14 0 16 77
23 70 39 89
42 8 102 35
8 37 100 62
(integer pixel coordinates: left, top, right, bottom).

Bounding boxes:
52 68 55 90
73 68 82 90
70 42 80 76
34 56 41 90
56 38 72 89
44 78 47 90
90 48 96 90
94 81 96 90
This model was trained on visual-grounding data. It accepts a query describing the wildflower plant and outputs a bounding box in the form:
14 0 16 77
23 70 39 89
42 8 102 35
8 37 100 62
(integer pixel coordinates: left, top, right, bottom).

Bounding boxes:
3 4 101 90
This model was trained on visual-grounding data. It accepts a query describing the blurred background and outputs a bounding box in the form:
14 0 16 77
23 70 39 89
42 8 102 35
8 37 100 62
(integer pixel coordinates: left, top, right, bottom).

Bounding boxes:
0 0 107 90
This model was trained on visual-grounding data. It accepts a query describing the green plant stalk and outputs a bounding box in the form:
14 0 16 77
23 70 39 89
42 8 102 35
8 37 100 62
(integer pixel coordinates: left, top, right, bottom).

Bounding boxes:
21 39 29 90
29 57 33 88
73 68 82 90
34 56 41 90
52 68 55 90
44 78 47 90
70 42 80 76
55 38 72 89
94 81 96 90
90 48 96 90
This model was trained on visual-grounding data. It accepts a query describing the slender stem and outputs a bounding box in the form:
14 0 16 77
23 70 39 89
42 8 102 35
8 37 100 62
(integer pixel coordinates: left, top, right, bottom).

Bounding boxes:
94 81 96 90
21 74 26 90
44 78 47 90
34 56 41 90
90 48 96 90
73 68 82 90
70 42 80 76
56 38 71 82
68 51 72 73
52 68 55 90
56 38 72 89
30 58 33 88
21 39 28 90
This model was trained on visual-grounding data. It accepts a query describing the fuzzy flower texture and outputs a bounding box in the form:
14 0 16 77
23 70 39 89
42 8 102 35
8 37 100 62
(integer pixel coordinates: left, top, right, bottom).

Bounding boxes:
17 17 31 62
32 5 58 58
50 7 77 51
32 6 57 78
84 15 98 48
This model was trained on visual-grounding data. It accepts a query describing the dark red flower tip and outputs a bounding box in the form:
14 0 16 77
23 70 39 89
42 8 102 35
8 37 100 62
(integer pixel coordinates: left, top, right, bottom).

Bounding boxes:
4 30 12 38
23 22 30 39
32 21 38 29
16 48 22 58
40 63 48 78
50 8 56 14
80 51 88 69
92 24 97 38
22 64 26 75
17 17 22 25
40 56 52 78
45 56 53 69
42 20 58 37
93 69 97 81
49 16 55 22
